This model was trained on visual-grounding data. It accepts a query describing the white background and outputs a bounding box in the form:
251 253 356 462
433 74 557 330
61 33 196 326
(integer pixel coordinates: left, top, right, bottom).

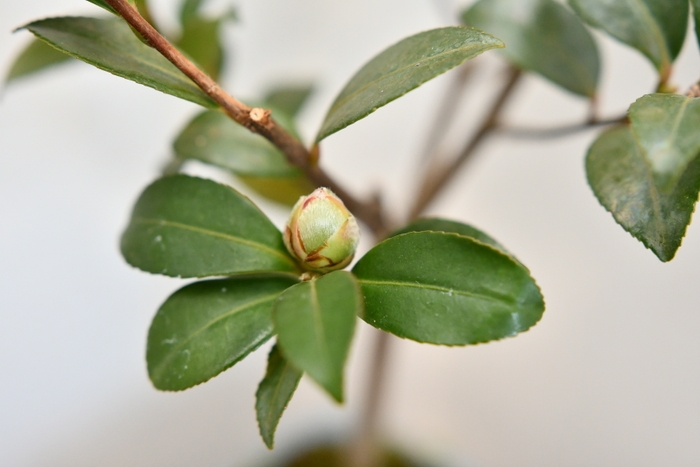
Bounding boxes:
2 1 700 466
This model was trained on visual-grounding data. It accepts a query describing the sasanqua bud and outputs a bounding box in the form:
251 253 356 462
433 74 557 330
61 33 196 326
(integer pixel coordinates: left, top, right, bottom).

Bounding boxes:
284 187 360 274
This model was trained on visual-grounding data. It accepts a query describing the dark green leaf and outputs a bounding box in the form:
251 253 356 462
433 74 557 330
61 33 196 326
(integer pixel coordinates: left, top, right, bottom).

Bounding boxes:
264 84 315 117
352 232 544 345
176 18 225 81
121 175 299 277
273 271 361 402
256 344 303 449
22 17 217 108
316 27 503 142
586 125 700 262
568 0 688 73
5 38 73 84
148 276 297 391
389 218 507 254
461 0 600 97
629 94 700 193
172 109 315 205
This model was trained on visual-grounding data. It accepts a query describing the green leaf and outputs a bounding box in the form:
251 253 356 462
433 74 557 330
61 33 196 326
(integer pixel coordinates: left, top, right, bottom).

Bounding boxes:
172 109 315 205
629 94 700 193
389 218 508 254
586 125 700 262
174 110 301 177
256 344 303 449
315 27 503 142
264 84 315 117
5 38 73 84
176 18 224 81
272 271 361 402
147 276 297 391
180 0 206 25
568 0 688 73
121 175 299 277
461 0 600 97
22 17 217 108
352 232 544 345
86 0 119 15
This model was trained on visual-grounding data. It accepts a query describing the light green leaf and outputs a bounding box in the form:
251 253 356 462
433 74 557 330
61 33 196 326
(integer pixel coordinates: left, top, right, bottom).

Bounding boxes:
5 38 73 84
22 17 217 108
272 271 361 402
316 27 503 142
255 344 303 449
352 232 544 345
389 218 508 254
172 109 314 205
121 175 299 277
264 84 315 117
568 0 688 73
629 94 700 193
147 276 297 391
461 0 600 97
586 125 700 262
176 17 225 81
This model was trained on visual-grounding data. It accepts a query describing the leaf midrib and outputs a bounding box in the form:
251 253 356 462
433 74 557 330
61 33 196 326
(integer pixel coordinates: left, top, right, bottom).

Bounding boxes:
151 293 278 380
358 278 516 304
132 217 297 268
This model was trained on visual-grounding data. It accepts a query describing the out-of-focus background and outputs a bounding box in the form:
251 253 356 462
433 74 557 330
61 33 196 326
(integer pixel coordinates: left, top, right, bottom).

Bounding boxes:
2 1 700 466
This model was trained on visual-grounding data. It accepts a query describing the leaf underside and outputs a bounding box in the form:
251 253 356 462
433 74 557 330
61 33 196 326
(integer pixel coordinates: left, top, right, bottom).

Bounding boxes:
462 0 600 97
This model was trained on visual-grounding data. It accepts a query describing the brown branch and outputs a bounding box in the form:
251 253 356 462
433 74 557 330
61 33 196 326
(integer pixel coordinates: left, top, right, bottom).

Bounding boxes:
104 0 390 237
686 82 700 98
409 66 523 219
497 115 627 139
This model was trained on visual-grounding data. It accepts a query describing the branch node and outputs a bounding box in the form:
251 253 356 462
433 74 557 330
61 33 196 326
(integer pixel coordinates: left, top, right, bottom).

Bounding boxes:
249 107 270 125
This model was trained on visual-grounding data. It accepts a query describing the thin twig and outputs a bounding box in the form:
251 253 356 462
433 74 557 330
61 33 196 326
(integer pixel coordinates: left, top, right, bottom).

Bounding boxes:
497 115 626 139
419 62 477 163
104 0 390 237
409 66 523 219
348 330 392 467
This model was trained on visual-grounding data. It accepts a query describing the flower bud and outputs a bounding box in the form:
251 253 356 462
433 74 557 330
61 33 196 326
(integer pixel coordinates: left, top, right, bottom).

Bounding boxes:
284 187 360 273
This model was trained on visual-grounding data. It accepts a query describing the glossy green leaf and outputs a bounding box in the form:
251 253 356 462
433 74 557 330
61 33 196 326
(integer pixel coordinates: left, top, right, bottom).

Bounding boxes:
147 276 297 391
5 38 72 84
22 17 217 108
568 0 688 73
586 126 700 262
256 344 303 449
121 175 299 277
352 232 544 345
461 0 599 97
316 27 503 142
273 271 361 402
172 109 314 205
264 84 314 117
629 94 700 193
389 218 507 254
